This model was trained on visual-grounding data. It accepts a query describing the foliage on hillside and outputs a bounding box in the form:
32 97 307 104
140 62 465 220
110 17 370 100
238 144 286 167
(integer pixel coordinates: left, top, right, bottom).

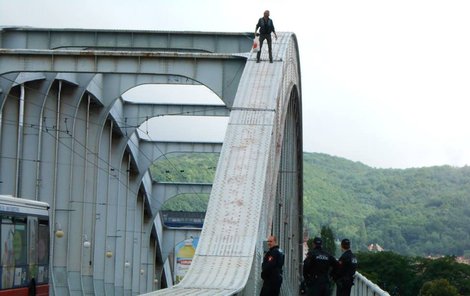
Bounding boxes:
150 152 218 183
357 252 470 295
150 151 470 256
150 153 217 211
304 152 470 256
161 193 210 212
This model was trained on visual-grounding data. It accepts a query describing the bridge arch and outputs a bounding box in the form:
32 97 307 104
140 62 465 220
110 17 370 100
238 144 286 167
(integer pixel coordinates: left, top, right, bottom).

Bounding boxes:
0 28 302 295
147 32 303 295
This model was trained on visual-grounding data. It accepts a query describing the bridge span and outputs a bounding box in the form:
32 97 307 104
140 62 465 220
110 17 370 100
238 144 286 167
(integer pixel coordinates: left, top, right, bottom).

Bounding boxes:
0 27 303 295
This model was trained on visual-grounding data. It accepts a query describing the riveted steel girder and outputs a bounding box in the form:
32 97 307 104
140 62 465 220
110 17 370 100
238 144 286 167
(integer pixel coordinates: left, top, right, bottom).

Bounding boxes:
0 49 245 108
0 27 253 53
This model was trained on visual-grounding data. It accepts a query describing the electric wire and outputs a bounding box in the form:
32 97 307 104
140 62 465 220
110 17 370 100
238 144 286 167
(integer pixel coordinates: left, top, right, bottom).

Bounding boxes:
0 76 224 210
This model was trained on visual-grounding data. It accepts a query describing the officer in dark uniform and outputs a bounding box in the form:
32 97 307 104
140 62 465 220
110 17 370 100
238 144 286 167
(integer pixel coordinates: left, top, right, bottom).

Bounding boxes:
303 237 337 296
260 235 284 296
332 238 358 296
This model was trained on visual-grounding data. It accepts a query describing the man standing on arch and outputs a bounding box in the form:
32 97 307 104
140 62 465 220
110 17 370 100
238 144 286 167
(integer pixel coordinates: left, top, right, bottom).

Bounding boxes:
255 10 278 63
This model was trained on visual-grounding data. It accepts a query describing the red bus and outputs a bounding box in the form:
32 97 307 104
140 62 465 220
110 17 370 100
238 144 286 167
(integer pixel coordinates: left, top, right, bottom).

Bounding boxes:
0 195 50 296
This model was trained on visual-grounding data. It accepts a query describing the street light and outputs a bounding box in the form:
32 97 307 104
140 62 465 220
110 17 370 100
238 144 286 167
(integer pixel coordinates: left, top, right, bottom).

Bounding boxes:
83 234 91 248
55 223 64 238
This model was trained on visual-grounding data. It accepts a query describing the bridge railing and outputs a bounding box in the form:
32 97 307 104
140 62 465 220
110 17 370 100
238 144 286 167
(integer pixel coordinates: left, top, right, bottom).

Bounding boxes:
350 272 390 296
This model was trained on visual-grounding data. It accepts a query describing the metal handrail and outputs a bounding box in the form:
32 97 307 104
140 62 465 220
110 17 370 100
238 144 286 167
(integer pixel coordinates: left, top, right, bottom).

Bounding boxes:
350 272 390 296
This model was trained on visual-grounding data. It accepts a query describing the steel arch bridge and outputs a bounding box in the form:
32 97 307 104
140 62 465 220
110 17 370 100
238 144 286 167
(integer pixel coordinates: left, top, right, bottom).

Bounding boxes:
0 28 303 295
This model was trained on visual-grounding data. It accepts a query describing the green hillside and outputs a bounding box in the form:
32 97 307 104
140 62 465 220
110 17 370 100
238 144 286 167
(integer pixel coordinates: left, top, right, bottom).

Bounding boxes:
303 152 470 256
151 152 470 256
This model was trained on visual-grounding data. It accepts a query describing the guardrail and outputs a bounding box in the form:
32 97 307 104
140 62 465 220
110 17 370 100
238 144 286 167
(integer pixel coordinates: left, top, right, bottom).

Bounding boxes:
350 272 390 296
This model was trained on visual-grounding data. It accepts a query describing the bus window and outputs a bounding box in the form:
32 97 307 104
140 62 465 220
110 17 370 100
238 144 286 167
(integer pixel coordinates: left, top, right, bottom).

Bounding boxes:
37 220 49 284
14 217 28 287
0 216 28 289
28 217 38 282
0 195 50 293
1 216 15 289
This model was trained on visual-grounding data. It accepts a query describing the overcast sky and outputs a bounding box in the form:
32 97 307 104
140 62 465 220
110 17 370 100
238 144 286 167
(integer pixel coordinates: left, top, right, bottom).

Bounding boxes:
2 0 470 169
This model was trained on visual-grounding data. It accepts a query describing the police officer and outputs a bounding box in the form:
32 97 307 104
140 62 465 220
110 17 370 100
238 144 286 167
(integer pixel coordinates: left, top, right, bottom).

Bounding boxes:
333 239 358 296
303 237 337 296
260 235 284 296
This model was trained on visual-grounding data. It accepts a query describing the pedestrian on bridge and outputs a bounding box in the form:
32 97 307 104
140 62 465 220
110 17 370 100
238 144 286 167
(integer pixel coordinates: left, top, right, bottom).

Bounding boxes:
332 239 358 296
303 237 337 296
260 235 284 296
255 10 278 63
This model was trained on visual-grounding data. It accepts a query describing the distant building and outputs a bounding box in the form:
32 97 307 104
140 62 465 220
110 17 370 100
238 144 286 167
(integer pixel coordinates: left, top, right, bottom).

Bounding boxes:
425 255 470 265
456 256 470 265
367 243 384 252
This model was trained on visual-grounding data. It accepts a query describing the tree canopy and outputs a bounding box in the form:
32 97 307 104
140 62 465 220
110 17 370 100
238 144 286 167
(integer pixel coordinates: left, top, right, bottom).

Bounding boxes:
303 152 470 256
357 252 470 296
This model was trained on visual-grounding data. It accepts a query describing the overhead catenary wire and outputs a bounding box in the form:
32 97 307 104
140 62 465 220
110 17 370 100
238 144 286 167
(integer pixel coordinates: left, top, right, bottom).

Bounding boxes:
0 76 223 209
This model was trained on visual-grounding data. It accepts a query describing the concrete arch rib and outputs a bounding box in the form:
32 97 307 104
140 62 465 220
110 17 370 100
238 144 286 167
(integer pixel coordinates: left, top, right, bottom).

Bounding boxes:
144 32 302 295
